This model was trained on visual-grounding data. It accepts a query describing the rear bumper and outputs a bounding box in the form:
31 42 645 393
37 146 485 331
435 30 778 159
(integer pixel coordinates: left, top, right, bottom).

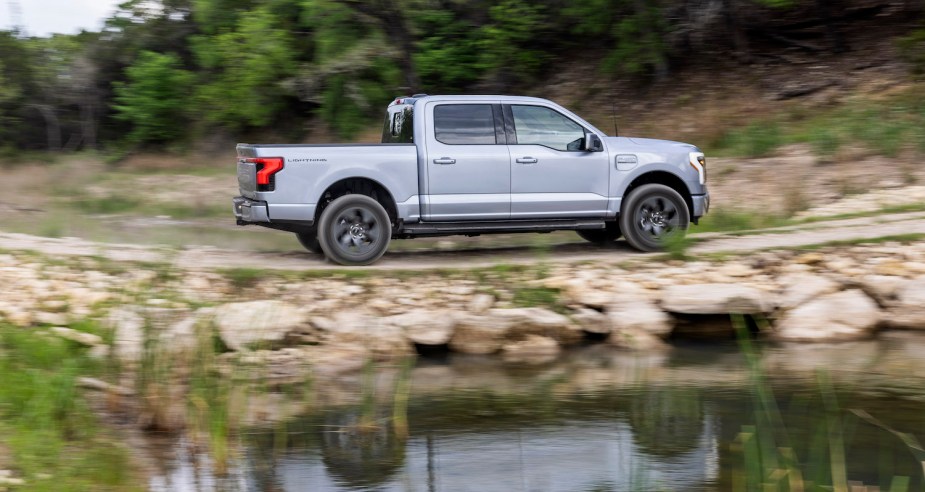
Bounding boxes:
692 192 710 218
233 196 270 223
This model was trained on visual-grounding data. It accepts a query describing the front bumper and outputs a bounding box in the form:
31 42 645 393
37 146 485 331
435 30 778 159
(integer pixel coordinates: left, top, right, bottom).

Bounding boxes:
692 192 710 218
233 196 270 223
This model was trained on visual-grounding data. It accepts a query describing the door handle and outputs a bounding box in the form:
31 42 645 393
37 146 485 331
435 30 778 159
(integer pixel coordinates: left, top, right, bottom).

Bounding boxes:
516 157 538 164
433 157 456 165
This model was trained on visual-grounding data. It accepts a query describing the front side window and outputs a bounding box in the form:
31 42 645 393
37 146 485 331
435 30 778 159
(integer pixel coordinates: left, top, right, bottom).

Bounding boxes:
434 104 497 145
511 105 585 151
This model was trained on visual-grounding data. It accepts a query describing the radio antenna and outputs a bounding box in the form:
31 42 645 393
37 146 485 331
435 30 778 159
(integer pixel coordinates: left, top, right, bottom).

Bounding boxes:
611 99 619 136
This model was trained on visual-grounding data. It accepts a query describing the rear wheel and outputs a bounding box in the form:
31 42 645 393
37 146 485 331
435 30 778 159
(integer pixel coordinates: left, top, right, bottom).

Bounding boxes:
317 194 392 266
576 222 622 244
620 184 690 252
295 230 323 254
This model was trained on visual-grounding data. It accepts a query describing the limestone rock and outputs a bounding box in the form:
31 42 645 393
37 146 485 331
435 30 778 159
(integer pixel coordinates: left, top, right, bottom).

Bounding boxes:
468 293 495 314
213 300 307 351
489 307 584 345
883 277 925 329
774 289 880 341
776 274 840 310
384 310 456 345
501 335 560 363
571 308 611 334
858 275 909 305
50 326 102 347
606 298 673 337
449 314 515 354
106 307 145 363
34 311 68 326
661 284 772 315
608 327 669 351
318 312 413 357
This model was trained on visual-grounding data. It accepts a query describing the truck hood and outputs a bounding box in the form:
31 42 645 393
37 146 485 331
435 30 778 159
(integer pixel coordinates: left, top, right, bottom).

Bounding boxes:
616 136 699 152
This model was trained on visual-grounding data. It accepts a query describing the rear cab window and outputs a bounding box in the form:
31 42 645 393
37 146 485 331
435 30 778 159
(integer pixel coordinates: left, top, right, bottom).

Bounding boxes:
433 104 502 145
382 105 414 143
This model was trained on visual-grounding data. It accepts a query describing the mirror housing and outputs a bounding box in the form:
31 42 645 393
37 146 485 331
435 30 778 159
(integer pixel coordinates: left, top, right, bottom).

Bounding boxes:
583 133 604 152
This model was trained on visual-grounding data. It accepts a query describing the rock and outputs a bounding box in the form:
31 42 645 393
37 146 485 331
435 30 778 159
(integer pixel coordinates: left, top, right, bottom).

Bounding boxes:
34 311 68 326
661 284 772 315
571 308 611 334
106 307 145 363
795 252 825 265
449 314 515 354
874 260 910 277
774 289 880 341
883 277 925 329
50 327 102 347
318 312 413 357
213 300 307 351
384 310 456 345
608 327 669 351
489 307 584 345
76 377 134 396
87 344 110 360
776 274 840 310
858 275 909 305
501 335 560 363
304 343 371 376
606 298 673 337
468 293 495 314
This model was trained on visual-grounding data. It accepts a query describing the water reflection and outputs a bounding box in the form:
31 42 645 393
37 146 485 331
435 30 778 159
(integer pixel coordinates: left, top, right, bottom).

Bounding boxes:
152 334 925 491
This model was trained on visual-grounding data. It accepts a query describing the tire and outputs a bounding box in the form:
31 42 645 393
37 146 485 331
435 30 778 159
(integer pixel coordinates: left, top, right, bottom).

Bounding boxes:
295 230 323 255
317 194 392 266
619 183 690 252
577 222 622 244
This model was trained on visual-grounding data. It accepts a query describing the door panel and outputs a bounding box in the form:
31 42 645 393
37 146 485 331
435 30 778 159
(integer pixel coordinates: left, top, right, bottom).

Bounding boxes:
507 105 610 218
424 103 511 221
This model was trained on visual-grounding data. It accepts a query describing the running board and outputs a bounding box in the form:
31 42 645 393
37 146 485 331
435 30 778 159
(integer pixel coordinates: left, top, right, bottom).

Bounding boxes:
398 219 606 237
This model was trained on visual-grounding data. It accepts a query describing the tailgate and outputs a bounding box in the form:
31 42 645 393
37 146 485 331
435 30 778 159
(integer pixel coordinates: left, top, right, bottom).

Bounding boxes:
236 159 258 199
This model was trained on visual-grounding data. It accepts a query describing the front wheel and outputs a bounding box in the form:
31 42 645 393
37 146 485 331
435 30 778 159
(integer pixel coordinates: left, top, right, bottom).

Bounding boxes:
619 184 690 252
317 194 392 266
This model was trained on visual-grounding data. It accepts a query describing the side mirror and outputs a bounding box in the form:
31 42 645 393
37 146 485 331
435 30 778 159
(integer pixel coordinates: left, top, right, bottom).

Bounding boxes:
583 133 603 152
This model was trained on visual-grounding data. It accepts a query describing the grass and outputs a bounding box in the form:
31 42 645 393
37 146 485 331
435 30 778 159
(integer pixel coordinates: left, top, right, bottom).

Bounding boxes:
708 88 925 158
0 324 142 491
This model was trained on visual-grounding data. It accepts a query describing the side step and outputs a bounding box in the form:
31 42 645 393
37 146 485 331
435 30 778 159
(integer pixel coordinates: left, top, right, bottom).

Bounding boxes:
398 218 606 237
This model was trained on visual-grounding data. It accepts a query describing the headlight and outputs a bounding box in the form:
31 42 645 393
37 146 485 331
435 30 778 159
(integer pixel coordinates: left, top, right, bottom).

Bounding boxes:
689 152 706 185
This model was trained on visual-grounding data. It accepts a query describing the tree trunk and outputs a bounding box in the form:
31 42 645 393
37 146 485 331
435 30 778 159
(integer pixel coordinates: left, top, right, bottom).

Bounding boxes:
29 104 61 151
725 0 751 64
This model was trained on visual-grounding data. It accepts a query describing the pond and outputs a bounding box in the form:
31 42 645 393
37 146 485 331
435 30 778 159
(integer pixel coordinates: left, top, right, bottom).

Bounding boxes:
150 332 925 491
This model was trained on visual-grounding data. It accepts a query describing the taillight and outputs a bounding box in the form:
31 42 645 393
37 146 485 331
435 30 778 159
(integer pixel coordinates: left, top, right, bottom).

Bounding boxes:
247 157 284 188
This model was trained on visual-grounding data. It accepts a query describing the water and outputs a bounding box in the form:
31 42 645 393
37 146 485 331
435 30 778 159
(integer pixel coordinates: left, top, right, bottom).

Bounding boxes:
151 333 925 491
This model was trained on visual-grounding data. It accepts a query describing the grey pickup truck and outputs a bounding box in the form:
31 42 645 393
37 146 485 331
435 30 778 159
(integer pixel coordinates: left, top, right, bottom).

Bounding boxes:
233 95 709 265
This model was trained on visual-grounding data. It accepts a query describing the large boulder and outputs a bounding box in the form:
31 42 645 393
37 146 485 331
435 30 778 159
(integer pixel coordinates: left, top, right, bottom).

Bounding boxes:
606 298 673 337
213 300 307 351
774 289 880 341
383 310 456 345
661 284 772 315
489 307 584 345
313 312 413 357
883 277 925 329
501 335 561 364
776 274 840 310
449 314 515 354
571 308 611 335
106 307 145 363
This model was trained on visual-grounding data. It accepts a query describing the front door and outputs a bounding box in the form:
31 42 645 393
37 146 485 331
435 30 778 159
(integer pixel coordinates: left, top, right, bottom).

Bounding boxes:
423 102 510 221
506 104 610 219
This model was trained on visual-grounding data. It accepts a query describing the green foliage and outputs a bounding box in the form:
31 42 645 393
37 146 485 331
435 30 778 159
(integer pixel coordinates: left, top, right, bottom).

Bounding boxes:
191 6 297 130
606 3 668 75
477 0 548 81
898 28 925 76
113 51 194 144
712 122 783 157
413 9 482 91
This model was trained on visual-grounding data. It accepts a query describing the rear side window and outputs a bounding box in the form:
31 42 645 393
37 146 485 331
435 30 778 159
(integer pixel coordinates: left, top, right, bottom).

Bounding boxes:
382 106 414 143
434 104 497 145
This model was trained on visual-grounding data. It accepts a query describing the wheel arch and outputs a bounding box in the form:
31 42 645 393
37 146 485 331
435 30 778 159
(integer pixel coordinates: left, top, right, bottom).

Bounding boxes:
314 177 399 226
622 171 693 218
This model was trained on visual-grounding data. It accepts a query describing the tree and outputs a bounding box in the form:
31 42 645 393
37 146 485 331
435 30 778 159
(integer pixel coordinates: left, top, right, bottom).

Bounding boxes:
113 51 194 144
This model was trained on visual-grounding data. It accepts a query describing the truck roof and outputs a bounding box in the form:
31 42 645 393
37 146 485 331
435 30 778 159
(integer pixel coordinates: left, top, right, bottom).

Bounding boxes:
389 94 555 107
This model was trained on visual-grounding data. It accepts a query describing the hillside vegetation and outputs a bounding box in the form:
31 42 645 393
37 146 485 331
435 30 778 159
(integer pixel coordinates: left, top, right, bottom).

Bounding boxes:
0 0 923 155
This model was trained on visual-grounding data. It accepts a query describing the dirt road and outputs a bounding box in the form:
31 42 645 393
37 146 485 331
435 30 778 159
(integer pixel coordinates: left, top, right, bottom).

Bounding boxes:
3 211 924 271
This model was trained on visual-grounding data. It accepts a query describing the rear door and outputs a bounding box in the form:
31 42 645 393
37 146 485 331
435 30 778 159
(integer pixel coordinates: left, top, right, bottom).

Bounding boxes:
506 104 610 218
422 102 510 221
